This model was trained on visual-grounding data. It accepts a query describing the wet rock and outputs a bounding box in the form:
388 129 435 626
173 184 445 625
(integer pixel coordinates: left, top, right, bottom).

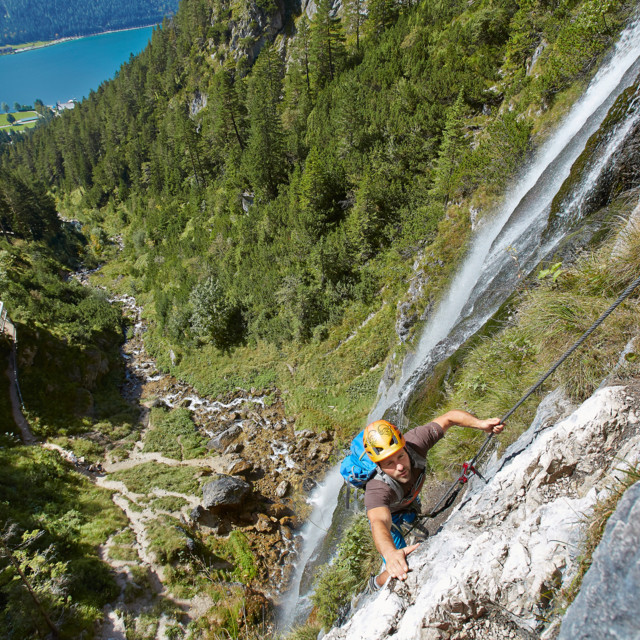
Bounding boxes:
207 424 242 452
255 514 275 533
302 478 317 492
396 300 418 342
202 475 251 509
275 480 290 498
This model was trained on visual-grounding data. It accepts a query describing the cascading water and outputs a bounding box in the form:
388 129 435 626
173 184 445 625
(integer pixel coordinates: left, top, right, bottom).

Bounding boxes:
277 465 345 631
278 15 640 632
372 15 640 423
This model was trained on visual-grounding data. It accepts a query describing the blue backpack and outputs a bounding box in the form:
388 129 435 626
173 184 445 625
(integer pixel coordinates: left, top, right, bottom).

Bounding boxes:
340 428 378 489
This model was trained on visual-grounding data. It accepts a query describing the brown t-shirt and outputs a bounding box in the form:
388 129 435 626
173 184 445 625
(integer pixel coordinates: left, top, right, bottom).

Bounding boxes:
364 421 444 513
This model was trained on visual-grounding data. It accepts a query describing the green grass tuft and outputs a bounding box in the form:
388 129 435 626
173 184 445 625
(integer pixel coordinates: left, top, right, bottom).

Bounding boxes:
144 407 208 460
110 462 203 495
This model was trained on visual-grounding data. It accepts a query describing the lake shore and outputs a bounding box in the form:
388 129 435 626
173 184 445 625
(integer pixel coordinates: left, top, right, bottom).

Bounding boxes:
1 23 160 56
0 25 156 107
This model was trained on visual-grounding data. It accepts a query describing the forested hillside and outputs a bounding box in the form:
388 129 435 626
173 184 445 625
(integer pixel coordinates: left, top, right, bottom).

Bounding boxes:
0 0 179 46
2 0 630 436
0 0 637 637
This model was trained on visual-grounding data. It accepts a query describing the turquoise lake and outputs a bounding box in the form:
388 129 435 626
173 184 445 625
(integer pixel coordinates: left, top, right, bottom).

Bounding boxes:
0 26 156 107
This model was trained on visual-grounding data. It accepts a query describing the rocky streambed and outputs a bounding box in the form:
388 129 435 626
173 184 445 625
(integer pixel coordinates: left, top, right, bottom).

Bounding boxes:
66 269 335 637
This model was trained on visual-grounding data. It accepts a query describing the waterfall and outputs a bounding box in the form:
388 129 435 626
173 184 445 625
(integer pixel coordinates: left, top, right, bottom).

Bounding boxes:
371 16 640 424
278 15 640 632
277 464 345 631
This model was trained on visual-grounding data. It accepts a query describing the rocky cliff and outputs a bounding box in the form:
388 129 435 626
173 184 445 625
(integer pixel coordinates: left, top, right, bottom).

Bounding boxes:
324 380 640 640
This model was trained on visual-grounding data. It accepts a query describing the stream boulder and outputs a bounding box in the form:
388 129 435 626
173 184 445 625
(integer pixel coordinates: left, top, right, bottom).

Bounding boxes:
276 480 291 498
207 424 243 452
202 474 251 509
226 456 253 475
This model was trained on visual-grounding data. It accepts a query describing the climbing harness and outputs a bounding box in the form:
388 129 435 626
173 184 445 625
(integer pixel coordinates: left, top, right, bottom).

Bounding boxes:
417 272 640 523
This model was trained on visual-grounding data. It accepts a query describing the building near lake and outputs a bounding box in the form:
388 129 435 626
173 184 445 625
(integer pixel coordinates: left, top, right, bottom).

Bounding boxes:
56 99 76 112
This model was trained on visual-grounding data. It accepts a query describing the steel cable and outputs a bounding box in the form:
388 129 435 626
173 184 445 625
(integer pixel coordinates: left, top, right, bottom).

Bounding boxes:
425 272 640 519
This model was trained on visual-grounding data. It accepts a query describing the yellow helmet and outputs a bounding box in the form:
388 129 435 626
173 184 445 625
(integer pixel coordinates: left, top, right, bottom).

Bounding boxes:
363 420 406 462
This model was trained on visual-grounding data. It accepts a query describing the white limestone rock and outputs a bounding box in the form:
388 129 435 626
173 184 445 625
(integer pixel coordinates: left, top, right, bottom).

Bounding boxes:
322 384 640 640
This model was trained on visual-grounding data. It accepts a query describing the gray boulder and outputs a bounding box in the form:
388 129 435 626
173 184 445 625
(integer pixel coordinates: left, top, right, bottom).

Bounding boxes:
276 480 290 498
207 424 242 452
202 475 251 509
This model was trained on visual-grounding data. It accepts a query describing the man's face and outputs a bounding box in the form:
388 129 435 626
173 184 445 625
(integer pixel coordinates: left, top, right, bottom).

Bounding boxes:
378 448 411 483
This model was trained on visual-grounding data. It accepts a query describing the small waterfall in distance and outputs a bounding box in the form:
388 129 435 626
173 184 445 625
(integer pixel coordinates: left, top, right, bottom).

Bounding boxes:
276 465 345 631
276 15 640 633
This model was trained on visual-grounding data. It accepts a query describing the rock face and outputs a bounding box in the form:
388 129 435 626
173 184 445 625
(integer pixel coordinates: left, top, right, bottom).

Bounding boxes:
323 383 640 640
394 252 432 343
227 0 286 64
557 480 640 640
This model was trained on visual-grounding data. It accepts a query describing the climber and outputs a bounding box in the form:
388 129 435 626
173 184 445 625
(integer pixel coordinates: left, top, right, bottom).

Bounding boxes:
364 411 503 591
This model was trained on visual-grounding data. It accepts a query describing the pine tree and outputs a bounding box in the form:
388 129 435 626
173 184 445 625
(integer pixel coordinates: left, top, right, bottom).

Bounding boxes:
244 45 286 198
283 18 315 164
209 68 246 158
344 0 366 50
310 0 346 90
282 63 313 164
366 0 398 39
430 89 469 206
295 16 313 94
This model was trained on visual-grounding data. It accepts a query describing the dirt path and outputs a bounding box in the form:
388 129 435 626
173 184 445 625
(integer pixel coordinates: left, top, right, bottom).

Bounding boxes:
3 319 37 445
103 448 230 472
24 265 331 638
41 402 218 635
